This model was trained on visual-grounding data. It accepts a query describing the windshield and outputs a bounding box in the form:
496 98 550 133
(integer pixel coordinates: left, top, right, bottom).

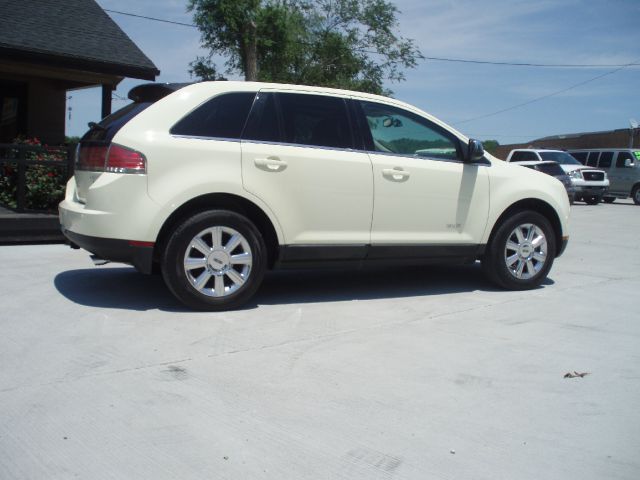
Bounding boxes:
539 151 581 165
537 163 566 176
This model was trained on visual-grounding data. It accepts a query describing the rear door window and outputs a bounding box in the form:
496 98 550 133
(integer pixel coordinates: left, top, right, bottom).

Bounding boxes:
570 151 588 164
587 151 600 166
170 92 256 139
598 151 613 168
277 93 353 149
242 92 281 142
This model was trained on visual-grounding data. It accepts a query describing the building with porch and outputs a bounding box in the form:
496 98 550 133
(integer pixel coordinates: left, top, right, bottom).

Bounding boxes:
0 0 159 144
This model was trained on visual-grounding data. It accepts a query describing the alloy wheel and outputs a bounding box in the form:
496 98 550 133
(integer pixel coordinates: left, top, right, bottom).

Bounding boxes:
183 226 253 297
503 223 548 280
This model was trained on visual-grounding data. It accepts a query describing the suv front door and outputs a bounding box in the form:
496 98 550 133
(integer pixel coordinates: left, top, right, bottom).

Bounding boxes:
241 91 373 251
355 100 490 251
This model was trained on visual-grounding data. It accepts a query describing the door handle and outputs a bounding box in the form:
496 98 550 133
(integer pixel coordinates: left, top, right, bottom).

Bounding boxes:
254 157 288 171
382 167 410 181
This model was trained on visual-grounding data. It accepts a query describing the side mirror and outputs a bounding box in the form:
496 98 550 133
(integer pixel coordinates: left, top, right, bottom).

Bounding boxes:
625 158 634 168
466 139 485 162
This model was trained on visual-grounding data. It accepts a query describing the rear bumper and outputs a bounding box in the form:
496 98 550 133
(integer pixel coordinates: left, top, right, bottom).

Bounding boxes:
62 229 154 274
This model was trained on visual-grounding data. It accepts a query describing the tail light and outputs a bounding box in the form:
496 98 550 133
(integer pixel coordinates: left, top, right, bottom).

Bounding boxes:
76 143 146 174
105 145 146 173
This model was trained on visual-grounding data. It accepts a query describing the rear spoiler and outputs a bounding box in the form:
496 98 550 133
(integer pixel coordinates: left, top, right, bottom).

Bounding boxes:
128 82 194 103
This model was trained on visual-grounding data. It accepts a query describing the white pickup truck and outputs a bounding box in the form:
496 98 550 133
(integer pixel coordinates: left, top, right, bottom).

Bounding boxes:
506 149 609 205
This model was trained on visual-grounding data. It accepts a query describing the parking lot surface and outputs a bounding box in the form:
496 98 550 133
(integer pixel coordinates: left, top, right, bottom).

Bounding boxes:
1 200 639 480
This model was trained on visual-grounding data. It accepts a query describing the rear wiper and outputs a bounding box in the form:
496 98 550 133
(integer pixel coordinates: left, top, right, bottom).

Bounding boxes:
88 121 106 131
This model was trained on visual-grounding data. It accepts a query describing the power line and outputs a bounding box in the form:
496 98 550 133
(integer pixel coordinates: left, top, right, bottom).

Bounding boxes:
103 8 196 27
424 56 639 68
103 8 639 70
453 62 636 126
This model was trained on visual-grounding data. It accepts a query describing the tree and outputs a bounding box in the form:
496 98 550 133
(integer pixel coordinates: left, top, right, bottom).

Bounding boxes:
482 139 500 155
188 0 422 95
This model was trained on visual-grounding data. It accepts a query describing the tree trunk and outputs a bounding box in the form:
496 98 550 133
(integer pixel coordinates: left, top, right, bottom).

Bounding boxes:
243 20 258 81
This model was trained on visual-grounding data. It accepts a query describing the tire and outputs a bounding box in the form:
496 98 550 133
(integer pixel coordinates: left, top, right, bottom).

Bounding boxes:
603 196 615 204
162 210 267 311
482 210 556 290
584 195 600 205
633 185 640 205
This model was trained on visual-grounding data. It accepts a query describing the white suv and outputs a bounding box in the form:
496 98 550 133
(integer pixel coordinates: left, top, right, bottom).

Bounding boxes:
60 82 570 310
506 149 609 205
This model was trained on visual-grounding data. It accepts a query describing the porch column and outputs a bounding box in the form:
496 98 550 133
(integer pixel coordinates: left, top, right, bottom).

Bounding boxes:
101 84 113 119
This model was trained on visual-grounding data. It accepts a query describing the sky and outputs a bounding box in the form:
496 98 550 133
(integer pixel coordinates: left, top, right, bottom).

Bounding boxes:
66 0 640 145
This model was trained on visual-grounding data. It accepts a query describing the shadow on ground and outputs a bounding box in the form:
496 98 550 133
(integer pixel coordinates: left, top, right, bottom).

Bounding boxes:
54 263 552 311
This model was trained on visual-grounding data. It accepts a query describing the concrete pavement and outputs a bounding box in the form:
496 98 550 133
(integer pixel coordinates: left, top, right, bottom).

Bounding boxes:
1 200 639 479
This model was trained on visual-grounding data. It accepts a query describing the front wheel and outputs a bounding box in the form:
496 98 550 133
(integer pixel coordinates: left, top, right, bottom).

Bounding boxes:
162 210 267 311
482 211 556 290
584 195 601 205
632 185 640 205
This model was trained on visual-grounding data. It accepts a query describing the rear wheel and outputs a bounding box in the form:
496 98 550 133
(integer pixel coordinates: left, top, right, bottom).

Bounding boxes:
632 185 640 205
603 196 615 204
584 195 600 205
482 211 556 290
162 210 267 310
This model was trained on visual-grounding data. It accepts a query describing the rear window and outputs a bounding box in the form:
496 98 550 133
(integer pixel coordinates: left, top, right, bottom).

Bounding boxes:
170 92 256 139
536 163 565 176
81 102 152 143
510 151 538 162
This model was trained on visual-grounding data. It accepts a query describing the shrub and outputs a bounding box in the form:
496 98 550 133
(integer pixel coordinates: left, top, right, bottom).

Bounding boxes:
0 137 70 212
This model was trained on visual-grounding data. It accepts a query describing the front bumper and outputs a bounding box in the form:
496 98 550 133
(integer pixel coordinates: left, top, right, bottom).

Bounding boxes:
574 185 609 196
62 229 155 274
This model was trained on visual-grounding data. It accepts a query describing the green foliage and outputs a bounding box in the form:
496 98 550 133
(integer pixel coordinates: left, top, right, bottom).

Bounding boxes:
188 0 422 95
0 137 68 212
482 139 500 155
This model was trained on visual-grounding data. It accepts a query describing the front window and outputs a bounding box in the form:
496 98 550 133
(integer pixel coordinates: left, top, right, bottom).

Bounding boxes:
359 101 460 160
536 163 566 176
616 151 634 168
539 151 582 165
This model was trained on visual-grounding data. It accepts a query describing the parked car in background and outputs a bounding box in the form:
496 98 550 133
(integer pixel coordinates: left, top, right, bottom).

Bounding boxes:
567 149 640 204
506 149 609 205
515 160 575 204
59 81 570 310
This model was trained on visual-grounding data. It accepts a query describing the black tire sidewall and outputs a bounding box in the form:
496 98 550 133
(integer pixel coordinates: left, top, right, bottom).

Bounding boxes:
484 211 556 290
162 210 267 311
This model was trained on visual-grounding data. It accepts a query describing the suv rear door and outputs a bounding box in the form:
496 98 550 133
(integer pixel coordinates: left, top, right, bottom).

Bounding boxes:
240 90 373 251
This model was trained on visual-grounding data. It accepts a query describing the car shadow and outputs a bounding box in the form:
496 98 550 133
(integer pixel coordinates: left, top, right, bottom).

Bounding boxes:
54 264 554 312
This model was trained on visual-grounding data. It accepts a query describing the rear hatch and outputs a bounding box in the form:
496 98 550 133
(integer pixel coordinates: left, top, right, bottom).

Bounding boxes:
74 83 190 202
